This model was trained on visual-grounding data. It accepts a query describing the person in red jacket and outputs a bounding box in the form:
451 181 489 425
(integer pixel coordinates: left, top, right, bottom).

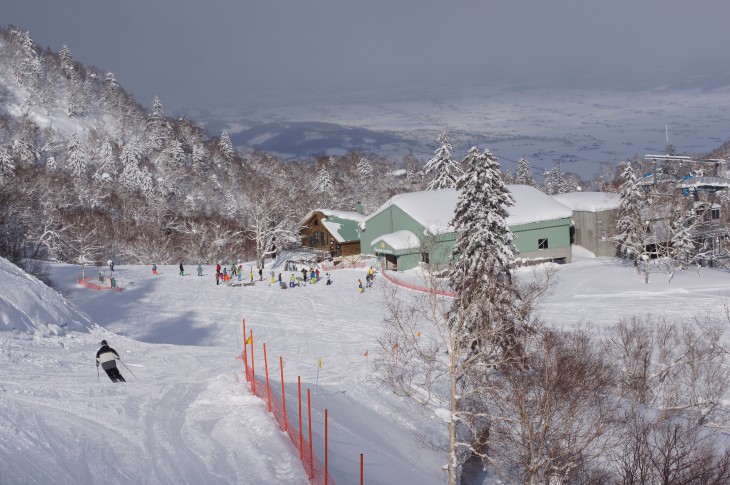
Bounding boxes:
96 340 126 383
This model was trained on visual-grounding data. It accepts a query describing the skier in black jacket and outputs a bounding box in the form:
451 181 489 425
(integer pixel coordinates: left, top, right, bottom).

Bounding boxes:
96 340 126 383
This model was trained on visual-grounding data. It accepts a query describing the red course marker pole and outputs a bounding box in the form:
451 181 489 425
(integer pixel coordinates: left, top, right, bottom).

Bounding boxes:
263 343 272 413
250 331 255 395
325 408 329 485
242 319 248 382
298 376 303 460
307 388 313 479
280 356 287 431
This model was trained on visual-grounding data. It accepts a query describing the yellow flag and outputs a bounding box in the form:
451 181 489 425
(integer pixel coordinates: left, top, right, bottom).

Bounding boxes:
245 335 252 345
318 357 323 369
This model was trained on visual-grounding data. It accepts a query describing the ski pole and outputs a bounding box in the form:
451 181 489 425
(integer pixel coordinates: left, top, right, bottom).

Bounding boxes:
118 359 139 381
97 365 100 382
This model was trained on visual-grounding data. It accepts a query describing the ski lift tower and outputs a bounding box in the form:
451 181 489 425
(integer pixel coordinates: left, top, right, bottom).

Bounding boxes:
644 154 730 267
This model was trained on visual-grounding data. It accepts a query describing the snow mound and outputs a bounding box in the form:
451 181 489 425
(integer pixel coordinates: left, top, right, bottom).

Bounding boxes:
0 257 94 336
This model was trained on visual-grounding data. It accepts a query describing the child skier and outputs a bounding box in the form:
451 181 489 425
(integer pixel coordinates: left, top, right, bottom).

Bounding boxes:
197 264 203 276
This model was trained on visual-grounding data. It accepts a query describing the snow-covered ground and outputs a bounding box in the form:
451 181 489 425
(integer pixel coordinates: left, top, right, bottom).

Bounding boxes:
3 248 730 484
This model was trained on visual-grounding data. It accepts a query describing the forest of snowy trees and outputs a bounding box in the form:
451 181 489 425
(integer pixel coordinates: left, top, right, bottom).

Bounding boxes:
0 26 432 279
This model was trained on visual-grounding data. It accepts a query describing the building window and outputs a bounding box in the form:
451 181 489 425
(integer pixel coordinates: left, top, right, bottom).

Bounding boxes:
313 232 319 245
320 232 325 245
308 235 314 245
314 219 319 226
538 238 549 250
422 252 430 264
712 208 720 220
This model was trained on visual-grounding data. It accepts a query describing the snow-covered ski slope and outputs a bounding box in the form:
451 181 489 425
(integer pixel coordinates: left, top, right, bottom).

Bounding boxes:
3 248 730 484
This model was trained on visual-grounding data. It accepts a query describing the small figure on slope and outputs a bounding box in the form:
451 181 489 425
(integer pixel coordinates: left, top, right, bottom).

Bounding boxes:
96 340 126 383
152 264 158 276
358 278 364 293
197 264 203 277
179 263 184 276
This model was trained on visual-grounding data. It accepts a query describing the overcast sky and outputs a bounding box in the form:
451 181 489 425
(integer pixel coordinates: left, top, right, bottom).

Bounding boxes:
5 1 730 114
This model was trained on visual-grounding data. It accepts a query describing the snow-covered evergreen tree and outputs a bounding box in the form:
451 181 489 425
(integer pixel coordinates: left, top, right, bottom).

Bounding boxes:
59 45 74 79
543 161 565 195
615 162 646 266
449 148 516 314
445 147 524 481
147 96 167 150
669 212 694 270
515 157 537 187
314 166 334 194
165 138 187 170
425 132 461 190
95 139 117 177
120 157 144 190
192 143 208 173
219 131 235 161
45 156 57 173
120 138 143 167
356 157 373 180
0 147 15 180
10 28 40 86
11 138 37 167
66 133 88 178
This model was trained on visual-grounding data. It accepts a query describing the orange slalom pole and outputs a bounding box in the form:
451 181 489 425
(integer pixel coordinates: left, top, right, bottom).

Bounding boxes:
307 388 313 479
250 331 256 395
298 376 303 460
242 319 248 382
264 343 272 413
280 356 288 431
325 408 329 485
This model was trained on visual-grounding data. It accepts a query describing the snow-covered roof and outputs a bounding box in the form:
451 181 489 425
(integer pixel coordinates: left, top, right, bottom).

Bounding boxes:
321 219 349 243
300 209 365 243
372 230 421 253
300 209 366 226
552 191 621 212
366 185 572 234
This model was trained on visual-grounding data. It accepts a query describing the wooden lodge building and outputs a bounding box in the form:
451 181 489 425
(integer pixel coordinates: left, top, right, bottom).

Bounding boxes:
299 207 366 262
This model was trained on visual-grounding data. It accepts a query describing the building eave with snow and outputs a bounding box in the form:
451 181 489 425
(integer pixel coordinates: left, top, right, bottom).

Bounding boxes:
360 185 574 272
299 208 366 262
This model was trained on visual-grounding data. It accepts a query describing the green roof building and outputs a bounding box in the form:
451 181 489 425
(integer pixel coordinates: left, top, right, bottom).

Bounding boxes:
360 185 573 271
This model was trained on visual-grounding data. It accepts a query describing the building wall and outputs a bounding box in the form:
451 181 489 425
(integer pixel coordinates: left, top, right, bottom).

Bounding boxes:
572 209 619 257
364 207 573 271
360 204 425 257
301 212 361 258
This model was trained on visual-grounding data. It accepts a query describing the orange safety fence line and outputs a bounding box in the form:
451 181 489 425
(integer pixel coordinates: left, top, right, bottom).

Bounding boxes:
240 322 335 485
77 275 123 292
380 269 456 298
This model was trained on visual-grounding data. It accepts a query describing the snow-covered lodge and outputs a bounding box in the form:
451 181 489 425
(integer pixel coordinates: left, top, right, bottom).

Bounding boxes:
359 185 574 271
299 208 366 262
